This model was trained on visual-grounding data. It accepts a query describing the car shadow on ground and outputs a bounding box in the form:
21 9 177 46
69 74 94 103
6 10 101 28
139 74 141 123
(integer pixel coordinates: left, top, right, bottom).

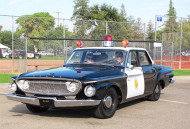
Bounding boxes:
118 98 147 110
9 104 93 118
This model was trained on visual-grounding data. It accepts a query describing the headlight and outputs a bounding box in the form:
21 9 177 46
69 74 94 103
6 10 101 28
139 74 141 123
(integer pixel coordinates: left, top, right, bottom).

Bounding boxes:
84 85 96 97
8 83 17 93
17 80 29 90
66 82 79 93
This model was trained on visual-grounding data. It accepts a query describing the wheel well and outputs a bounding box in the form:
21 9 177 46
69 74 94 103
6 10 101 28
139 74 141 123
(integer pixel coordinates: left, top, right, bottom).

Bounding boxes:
111 85 122 103
159 80 165 89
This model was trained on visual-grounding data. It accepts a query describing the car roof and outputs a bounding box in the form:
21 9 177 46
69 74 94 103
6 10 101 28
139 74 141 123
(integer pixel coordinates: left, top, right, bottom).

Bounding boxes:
75 47 146 51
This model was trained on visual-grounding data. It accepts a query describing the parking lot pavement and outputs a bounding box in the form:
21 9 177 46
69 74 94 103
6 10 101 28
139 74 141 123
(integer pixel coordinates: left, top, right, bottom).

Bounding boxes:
0 76 189 129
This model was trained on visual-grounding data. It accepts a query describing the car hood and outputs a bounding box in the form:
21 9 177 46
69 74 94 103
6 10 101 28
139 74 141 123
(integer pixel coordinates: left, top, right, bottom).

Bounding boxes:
18 66 124 81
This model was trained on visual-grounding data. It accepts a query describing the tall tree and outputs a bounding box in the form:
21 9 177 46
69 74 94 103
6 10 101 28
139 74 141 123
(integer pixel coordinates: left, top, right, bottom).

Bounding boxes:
16 12 55 52
164 0 178 33
88 4 129 39
16 12 55 37
72 0 89 20
120 4 127 22
146 20 154 40
72 0 90 38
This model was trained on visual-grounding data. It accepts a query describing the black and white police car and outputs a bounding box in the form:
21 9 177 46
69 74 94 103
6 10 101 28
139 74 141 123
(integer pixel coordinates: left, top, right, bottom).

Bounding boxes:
6 35 175 119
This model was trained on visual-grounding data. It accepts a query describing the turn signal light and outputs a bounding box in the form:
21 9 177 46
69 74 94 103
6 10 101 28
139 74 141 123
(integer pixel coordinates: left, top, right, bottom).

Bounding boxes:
122 40 128 47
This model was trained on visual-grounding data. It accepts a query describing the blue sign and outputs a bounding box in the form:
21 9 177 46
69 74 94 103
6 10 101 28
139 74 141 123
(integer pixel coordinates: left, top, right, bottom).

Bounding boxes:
157 17 162 22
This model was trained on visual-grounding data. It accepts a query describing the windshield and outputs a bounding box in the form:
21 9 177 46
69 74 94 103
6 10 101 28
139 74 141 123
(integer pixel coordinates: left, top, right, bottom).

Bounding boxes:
66 49 127 66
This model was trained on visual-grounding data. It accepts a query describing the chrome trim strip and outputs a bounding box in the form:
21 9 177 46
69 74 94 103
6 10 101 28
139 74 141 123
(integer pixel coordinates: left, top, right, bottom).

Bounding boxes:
128 74 142 77
17 77 75 81
6 94 101 107
169 79 175 84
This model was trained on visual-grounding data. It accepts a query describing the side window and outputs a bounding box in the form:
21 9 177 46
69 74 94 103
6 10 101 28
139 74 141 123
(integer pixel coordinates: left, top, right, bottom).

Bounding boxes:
138 51 151 66
127 51 138 67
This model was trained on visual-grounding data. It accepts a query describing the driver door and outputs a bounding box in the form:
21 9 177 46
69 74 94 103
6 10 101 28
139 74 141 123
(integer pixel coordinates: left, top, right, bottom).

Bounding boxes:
125 50 145 99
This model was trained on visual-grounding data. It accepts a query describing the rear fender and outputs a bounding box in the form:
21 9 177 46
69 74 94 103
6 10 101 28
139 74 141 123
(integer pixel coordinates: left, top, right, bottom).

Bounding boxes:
156 69 174 89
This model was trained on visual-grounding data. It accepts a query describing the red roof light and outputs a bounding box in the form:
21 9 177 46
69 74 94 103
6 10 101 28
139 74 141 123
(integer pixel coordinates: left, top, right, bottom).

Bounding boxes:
104 35 112 41
77 41 83 47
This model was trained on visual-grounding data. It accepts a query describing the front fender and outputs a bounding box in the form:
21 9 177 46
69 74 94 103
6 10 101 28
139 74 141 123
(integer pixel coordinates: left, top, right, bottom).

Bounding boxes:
94 82 122 101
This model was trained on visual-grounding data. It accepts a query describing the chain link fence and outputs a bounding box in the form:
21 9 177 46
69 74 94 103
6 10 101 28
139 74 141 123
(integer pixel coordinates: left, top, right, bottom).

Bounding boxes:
162 32 190 69
0 15 189 73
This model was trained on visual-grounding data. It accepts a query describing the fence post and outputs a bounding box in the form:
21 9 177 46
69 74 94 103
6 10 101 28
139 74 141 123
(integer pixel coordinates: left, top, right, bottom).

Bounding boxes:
106 21 108 35
179 18 183 69
161 33 163 66
155 16 157 41
25 38 28 72
63 19 66 63
171 42 173 69
12 16 14 73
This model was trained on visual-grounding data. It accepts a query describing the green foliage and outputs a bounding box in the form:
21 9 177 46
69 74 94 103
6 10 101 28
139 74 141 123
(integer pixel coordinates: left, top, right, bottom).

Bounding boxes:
156 30 163 41
15 12 55 52
72 0 89 20
89 4 123 21
0 30 19 48
16 12 55 37
0 25 2 31
180 16 190 49
86 4 144 40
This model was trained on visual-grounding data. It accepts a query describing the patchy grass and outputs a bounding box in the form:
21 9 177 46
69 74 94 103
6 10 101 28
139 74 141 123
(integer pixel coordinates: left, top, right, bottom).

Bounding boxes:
173 69 190 76
0 74 18 83
40 56 65 60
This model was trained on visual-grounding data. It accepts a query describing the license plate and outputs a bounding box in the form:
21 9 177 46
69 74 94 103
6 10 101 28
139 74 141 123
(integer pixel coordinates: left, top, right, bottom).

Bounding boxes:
39 99 54 107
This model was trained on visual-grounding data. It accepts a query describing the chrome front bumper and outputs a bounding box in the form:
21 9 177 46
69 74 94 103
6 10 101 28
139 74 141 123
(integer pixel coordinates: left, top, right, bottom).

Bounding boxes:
6 94 101 107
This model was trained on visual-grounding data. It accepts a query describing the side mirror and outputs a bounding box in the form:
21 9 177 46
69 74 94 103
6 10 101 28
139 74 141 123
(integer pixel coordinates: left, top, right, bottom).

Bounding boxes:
129 65 134 70
127 63 134 70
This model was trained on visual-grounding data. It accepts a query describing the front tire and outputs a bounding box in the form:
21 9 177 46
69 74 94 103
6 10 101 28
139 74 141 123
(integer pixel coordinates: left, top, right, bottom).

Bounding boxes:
26 104 49 113
148 82 161 101
94 88 118 119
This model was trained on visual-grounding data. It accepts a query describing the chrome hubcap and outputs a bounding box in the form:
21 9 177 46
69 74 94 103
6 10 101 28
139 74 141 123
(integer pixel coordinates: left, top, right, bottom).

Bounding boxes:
103 96 112 108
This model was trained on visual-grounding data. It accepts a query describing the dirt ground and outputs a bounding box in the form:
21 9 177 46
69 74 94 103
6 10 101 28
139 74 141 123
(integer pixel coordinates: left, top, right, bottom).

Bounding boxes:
0 76 189 129
0 60 64 73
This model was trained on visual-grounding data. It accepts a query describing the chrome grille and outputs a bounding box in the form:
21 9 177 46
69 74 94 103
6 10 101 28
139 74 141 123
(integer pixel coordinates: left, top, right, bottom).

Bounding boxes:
24 80 70 96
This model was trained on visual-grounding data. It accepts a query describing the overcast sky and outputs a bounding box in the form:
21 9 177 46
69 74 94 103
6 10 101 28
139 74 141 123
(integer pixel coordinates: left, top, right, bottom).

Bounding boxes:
0 0 190 30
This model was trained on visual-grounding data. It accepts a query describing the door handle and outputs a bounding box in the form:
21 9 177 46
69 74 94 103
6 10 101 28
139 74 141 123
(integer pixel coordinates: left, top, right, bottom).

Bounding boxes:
151 68 155 70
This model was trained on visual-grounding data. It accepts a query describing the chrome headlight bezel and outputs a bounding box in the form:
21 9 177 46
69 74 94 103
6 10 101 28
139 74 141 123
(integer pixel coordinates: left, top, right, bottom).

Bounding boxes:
84 85 96 97
17 80 30 91
66 81 80 93
8 83 17 93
